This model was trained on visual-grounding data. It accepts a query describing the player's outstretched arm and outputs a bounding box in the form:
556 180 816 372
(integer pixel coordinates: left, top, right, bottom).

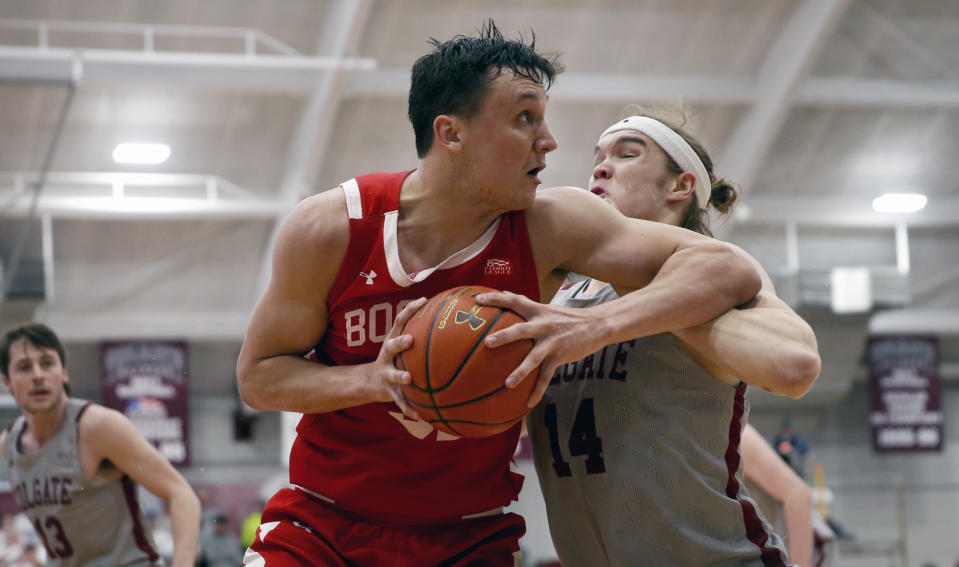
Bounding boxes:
480 187 762 406
741 423 813 567
79 405 200 567
236 189 423 417
672 246 821 398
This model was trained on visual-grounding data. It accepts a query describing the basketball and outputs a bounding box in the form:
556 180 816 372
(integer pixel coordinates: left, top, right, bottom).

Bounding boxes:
396 285 537 438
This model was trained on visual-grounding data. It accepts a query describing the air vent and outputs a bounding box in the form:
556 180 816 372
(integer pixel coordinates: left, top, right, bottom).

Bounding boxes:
0 257 46 301
0 224 47 302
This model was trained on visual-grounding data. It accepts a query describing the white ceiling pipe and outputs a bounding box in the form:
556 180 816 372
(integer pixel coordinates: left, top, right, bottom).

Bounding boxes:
868 309 959 336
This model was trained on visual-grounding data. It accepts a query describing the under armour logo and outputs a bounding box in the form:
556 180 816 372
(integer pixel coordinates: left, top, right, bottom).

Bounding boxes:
454 305 487 331
359 270 377 285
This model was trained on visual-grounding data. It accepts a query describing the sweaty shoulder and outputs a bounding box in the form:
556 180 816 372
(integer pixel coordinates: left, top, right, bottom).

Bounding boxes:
279 187 350 254
272 187 352 292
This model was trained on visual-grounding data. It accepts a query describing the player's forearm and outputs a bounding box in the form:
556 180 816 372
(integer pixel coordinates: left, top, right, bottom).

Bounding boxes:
673 306 821 398
594 242 761 344
783 485 814 567
168 487 201 567
237 354 373 413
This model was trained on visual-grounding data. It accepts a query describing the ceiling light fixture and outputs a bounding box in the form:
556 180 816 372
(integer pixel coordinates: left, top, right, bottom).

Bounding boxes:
112 143 171 165
872 193 927 214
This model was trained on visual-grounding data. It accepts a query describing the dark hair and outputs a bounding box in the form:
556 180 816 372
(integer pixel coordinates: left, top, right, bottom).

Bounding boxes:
408 19 562 158
620 104 738 237
0 323 67 376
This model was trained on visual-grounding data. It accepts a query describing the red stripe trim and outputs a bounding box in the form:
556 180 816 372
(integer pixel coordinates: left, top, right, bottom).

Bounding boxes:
724 382 787 567
121 475 160 563
75 401 94 422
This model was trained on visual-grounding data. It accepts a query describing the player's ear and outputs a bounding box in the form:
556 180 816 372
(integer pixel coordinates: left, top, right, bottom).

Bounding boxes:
433 115 462 153
665 172 696 204
2 375 11 394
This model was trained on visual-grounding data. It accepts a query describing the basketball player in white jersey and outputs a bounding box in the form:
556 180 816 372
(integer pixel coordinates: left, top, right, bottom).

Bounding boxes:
1 323 200 567
492 109 821 566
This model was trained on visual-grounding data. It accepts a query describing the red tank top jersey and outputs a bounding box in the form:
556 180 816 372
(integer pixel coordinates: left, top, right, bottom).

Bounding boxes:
288 170 541 524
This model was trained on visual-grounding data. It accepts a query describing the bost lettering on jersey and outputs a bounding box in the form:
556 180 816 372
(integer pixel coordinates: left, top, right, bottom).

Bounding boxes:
344 299 413 347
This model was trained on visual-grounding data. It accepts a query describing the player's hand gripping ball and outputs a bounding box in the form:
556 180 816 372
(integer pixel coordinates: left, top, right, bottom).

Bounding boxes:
396 285 537 437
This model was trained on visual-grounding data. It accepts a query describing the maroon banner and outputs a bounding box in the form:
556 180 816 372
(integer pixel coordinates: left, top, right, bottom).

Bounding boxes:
101 341 190 466
868 335 942 453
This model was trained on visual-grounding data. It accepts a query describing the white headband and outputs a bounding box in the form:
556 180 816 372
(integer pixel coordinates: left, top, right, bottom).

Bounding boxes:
600 116 711 207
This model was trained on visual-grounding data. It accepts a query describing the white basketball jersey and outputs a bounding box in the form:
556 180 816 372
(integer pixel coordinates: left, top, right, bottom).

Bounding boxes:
4 399 161 567
527 280 789 566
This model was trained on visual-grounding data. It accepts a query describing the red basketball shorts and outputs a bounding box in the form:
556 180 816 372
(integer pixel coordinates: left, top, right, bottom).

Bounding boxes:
242 488 525 566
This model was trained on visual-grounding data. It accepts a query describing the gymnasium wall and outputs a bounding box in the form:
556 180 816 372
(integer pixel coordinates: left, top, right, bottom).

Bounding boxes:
751 383 959 567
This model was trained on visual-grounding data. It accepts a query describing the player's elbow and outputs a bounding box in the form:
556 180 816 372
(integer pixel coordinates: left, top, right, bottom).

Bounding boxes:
776 347 821 399
236 358 271 410
173 483 201 518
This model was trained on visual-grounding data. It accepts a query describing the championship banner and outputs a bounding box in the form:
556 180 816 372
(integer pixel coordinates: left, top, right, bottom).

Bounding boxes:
867 335 942 453
101 341 191 466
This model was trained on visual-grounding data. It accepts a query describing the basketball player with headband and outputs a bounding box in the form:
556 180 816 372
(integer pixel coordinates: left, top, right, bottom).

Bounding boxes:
514 111 821 566
237 21 764 567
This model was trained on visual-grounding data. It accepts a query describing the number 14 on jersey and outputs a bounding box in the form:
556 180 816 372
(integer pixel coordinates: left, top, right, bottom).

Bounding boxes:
543 398 606 477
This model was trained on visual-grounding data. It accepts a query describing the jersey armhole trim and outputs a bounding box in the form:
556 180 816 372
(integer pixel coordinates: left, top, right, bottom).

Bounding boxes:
76 401 94 422
342 178 363 219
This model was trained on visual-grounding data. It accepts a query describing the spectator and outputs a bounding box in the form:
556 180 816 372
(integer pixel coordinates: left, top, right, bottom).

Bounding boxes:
0 513 26 566
773 416 812 479
198 513 243 567
240 498 265 550
19 542 43 567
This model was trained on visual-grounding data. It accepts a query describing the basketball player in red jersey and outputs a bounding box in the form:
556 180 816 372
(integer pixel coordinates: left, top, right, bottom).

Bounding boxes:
237 21 761 566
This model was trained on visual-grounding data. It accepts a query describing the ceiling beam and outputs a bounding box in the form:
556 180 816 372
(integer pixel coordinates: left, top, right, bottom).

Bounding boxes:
343 69 959 108
277 0 372 203
0 195 289 220
869 309 959 335
0 171 290 219
4 191 957 228
342 68 757 104
0 45 375 91
735 195 959 228
719 0 852 198
254 0 373 298
795 77 959 107
4 46 959 108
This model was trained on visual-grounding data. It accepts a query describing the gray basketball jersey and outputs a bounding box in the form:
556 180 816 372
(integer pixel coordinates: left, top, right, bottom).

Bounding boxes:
527 280 788 567
4 399 161 567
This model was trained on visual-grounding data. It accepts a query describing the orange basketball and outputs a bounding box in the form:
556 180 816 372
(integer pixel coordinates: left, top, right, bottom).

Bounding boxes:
396 285 537 438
